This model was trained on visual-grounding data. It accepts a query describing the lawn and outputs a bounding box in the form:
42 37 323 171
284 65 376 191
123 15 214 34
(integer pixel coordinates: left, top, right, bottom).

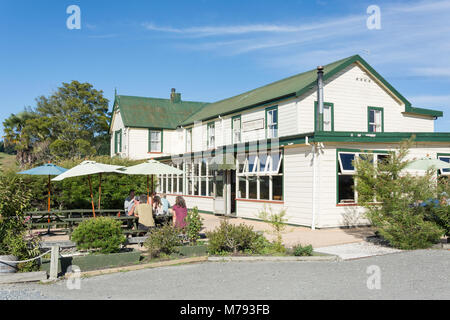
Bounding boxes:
0 152 18 172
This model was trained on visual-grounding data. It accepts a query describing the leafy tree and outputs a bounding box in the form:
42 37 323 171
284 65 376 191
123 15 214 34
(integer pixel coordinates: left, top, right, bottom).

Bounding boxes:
2 81 110 166
354 138 444 249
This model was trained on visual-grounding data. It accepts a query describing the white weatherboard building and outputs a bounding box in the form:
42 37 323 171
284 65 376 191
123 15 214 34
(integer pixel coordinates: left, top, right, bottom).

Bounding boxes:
110 55 450 228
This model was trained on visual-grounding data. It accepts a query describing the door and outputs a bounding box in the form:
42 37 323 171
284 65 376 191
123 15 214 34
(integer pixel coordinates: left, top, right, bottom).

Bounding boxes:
230 170 236 215
213 170 226 214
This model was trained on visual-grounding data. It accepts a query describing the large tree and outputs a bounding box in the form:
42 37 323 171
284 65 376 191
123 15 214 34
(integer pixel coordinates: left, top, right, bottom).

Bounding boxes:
3 81 110 166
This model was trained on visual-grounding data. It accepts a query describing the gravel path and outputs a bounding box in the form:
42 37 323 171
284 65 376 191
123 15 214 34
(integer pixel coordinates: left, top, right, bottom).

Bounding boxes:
1 249 448 300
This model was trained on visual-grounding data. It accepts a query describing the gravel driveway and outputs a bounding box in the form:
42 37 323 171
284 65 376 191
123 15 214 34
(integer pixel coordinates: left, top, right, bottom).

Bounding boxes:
1 249 448 300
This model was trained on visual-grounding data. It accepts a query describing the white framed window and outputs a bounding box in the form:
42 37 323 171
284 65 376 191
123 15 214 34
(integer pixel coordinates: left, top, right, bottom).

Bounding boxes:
266 107 278 138
232 116 242 143
438 156 450 175
323 105 333 131
186 128 192 153
237 151 283 201
149 130 162 153
337 151 388 204
207 122 215 149
368 107 383 133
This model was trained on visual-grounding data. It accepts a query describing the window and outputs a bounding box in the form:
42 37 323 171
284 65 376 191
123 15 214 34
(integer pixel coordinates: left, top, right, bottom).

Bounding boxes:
148 129 162 152
266 106 278 138
337 150 388 204
438 155 450 175
207 122 215 149
368 107 384 133
186 128 192 153
114 130 122 153
232 115 242 144
237 151 283 201
315 102 334 132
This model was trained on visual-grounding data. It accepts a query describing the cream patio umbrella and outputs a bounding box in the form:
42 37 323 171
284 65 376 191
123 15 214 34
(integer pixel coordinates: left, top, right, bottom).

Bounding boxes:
52 161 124 217
115 159 183 203
405 158 450 171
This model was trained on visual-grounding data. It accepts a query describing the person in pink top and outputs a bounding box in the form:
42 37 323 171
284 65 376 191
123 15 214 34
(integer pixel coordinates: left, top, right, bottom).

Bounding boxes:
170 196 188 229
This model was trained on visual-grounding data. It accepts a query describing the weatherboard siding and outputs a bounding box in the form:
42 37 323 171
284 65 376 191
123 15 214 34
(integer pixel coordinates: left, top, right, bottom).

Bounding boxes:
297 63 434 134
316 142 450 228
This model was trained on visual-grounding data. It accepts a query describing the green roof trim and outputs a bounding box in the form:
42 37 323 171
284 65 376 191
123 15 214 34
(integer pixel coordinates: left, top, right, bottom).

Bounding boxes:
404 106 443 118
153 131 450 161
112 95 208 130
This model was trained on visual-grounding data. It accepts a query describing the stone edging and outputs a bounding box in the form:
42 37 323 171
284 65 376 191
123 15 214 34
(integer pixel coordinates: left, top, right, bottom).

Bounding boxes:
208 255 340 262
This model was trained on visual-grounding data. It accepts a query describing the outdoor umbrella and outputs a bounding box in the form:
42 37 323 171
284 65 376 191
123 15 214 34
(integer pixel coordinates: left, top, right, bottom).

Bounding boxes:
18 163 68 235
52 161 124 217
405 158 450 171
116 159 183 203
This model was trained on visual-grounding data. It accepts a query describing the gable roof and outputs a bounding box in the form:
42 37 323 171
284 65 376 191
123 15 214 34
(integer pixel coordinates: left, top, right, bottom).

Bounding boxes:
112 55 443 132
181 54 442 125
112 95 208 130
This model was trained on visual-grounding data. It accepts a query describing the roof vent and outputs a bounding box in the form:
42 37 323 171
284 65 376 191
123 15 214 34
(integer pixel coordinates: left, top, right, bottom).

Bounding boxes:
170 88 181 103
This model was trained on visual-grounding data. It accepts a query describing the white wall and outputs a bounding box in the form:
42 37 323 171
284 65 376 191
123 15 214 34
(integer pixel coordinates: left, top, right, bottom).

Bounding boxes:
316 142 450 228
297 63 435 134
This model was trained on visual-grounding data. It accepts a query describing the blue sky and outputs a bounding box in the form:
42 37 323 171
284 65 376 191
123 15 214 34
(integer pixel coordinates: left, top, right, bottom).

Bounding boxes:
1 0 450 135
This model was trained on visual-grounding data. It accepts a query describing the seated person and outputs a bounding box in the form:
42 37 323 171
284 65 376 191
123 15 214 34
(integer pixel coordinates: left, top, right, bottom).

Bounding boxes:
124 189 135 216
170 196 188 229
153 195 169 225
133 194 155 231
160 193 171 215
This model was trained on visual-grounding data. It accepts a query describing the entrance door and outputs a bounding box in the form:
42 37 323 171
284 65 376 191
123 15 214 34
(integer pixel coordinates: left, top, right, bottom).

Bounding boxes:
213 170 226 214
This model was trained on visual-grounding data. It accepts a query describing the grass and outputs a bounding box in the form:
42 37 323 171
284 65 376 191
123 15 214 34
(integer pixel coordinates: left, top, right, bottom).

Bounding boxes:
0 152 18 172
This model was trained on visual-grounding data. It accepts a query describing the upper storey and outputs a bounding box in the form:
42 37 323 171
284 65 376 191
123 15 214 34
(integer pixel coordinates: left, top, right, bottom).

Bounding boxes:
110 55 443 159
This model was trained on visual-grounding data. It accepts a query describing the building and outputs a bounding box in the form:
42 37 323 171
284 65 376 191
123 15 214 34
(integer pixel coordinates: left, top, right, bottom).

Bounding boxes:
109 55 450 228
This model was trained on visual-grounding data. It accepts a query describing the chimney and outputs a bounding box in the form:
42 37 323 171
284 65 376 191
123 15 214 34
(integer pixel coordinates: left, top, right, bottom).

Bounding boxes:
170 88 181 103
316 66 324 132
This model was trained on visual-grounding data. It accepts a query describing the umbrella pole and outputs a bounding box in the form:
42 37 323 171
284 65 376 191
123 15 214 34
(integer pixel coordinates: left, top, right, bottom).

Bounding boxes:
151 175 154 206
98 173 102 211
88 175 96 218
147 175 150 204
47 175 51 234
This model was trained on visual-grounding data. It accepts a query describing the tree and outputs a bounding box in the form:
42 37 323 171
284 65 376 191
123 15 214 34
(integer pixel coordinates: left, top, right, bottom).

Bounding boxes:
354 138 444 249
2 81 110 166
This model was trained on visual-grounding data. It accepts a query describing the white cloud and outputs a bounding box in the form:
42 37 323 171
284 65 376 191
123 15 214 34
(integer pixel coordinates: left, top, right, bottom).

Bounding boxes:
411 68 450 77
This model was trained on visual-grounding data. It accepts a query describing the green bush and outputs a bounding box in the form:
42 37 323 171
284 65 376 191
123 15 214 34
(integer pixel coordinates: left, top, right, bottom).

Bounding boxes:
354 138 445 249
0 175 40 271
424 204 450 237
71 217 126 254
185 207 203 245
292 244 313 256
258 206 289 253
206 220 267 255
144 224 182 258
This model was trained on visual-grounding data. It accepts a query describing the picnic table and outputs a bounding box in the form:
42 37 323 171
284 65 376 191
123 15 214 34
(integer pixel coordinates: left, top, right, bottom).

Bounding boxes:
24 209 173 237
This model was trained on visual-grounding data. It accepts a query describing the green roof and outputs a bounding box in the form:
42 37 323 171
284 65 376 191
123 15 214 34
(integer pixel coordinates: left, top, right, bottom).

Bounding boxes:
113 55 443 130
181 54 443 125
112 95 208 129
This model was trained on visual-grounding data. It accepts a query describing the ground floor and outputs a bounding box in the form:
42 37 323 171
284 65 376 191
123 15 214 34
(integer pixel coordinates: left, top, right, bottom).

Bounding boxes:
155 138 450 228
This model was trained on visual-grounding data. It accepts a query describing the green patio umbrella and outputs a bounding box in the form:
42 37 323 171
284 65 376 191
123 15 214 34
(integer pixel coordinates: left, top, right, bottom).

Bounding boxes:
52 161 124 217
405 158 450 171
116 159 183 203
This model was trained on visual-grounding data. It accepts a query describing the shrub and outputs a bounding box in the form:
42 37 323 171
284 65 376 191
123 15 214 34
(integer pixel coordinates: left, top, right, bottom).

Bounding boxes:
206 220 267 255
292 244 313 257
424 202 450 237
0 175 40 271
258 206 289 253
144 224 182 258
71 217 126 254
185 207 203 245
354 138 445 249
